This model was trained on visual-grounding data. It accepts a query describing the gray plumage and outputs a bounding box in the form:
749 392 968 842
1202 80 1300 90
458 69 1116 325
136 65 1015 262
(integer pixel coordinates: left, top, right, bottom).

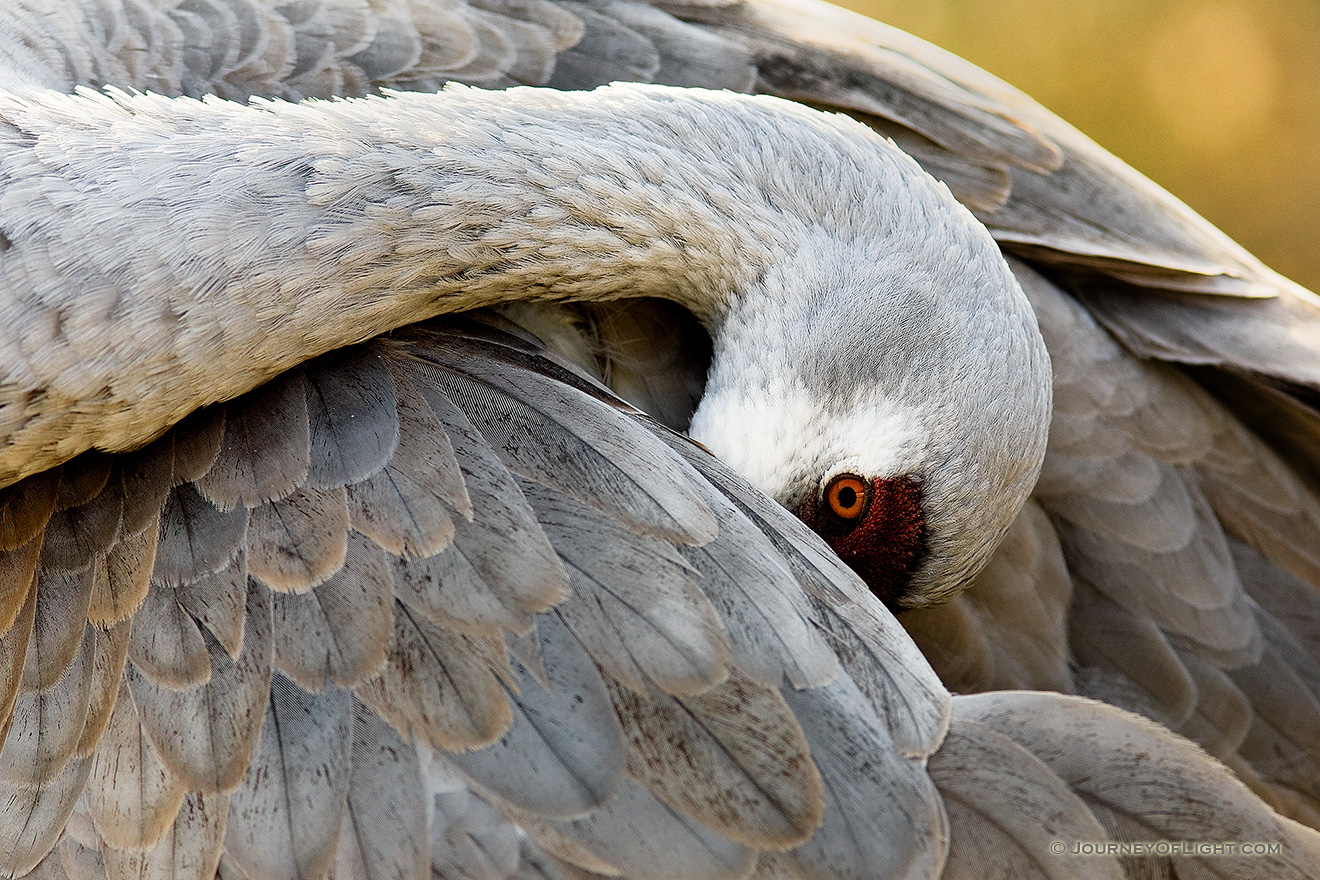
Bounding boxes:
928 718 1123 880
671 469 840 691
524 479 729 696
331 702 427 880
343 370 465 558
304 350 400 490
153 486 249 590
447 612 625 818
127 585 212 689
1 1 1320 879
127 582 273 794
0 629 95 787
610 670 824 849
92 522 158 628
222 676 354 880
0 755 92 877
85 681 188 851
26 571 96 692
353 597 514 752
197 370 313 510
777 675 945 880
269 531 393 690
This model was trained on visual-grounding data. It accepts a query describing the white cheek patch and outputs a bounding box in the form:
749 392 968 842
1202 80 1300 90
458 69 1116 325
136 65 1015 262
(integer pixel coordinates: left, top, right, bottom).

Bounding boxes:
820 399 924 484
689 386 820 499
689 380 924 503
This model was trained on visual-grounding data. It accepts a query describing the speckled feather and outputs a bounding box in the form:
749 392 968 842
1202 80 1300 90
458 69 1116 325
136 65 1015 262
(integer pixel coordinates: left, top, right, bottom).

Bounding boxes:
2 1 1320 879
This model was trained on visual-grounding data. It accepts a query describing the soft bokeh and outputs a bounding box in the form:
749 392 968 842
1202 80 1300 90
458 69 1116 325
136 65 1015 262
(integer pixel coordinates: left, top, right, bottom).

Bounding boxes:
836 0 1320 293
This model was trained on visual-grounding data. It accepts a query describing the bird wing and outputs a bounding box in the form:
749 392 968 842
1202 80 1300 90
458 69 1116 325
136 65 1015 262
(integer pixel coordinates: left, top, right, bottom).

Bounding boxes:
1 314 954 880
910 260 1320 828
4 0 1320 878
11 310 1320 880
531 0 1320 838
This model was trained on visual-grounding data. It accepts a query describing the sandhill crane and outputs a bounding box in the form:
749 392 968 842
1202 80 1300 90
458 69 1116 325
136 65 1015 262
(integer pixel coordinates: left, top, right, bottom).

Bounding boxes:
2 1 1320 879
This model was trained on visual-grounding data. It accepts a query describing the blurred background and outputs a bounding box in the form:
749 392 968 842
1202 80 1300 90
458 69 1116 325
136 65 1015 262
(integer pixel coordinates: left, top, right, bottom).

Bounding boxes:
835 0 1320 293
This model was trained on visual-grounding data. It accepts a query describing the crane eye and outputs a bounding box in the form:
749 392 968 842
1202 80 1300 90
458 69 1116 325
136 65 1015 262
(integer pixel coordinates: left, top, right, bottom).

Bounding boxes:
825 474 870 521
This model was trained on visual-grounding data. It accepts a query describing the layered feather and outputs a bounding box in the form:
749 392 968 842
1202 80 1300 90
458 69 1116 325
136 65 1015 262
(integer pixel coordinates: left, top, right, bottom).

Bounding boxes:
0 319 950 879
4 1 1320 879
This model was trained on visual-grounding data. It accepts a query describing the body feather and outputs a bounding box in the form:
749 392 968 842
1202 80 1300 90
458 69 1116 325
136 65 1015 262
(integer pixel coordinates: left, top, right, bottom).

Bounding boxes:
2 1 1320 879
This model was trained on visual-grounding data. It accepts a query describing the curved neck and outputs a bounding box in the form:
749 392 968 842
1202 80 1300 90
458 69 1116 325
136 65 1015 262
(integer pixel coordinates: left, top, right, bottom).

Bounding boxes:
0 84 911 486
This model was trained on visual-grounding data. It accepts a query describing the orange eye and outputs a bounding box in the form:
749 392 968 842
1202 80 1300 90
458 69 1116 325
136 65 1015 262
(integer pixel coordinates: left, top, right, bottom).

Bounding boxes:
825 475 870 521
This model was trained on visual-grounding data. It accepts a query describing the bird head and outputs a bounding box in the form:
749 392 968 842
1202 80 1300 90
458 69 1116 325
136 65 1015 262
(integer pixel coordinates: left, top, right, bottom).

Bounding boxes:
688 194 1051 610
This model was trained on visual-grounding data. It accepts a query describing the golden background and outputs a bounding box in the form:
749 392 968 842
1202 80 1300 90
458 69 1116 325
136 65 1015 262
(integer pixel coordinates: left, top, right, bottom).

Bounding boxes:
835 0 1320 293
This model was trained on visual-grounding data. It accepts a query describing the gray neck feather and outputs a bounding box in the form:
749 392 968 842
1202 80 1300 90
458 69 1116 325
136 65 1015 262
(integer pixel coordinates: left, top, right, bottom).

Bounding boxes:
0 81 1023 491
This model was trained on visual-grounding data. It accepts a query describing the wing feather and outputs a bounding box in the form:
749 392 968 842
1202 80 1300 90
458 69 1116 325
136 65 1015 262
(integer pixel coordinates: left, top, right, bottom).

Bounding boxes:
270 531 393 690
40 481 123 573
439 9 514 83
903 500 1073 694
0 625 95 786
74 621 131 761
0 755 92 878
958 692 1320 879
26 567 96 692
326 700 427 880
447 611 624 819
522 479 730 696
173 555 250 660
1172 650 1252 762
197 370 312 510
245 485 349 594
161 410 226 486
222 675 353 880
352 601 513 752
0 535 41 638
545 3 658 89
611 670 825 850
390 0 477 83
592 1 755 91
60 834 105 880
0 568 38 743
1197 416 1320 594
427 786 524 880
397 372 569 632
343 0 421 82
928 717 1123 880
776 674 947 880
153 485 249 590
1228 649 1320 799
304 348 400 491
0 470 58 552
549 780 755 880
509 838 575 880
99 790 229 880
91 520 158 627
670 467 840 691
55 455 113 511
344 369 465 558
117 446 177 540
406 328 718 545
86 681 189 851
1067 583 1196 729
805 597 950 762
128 585 213 690
127 580 273 794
